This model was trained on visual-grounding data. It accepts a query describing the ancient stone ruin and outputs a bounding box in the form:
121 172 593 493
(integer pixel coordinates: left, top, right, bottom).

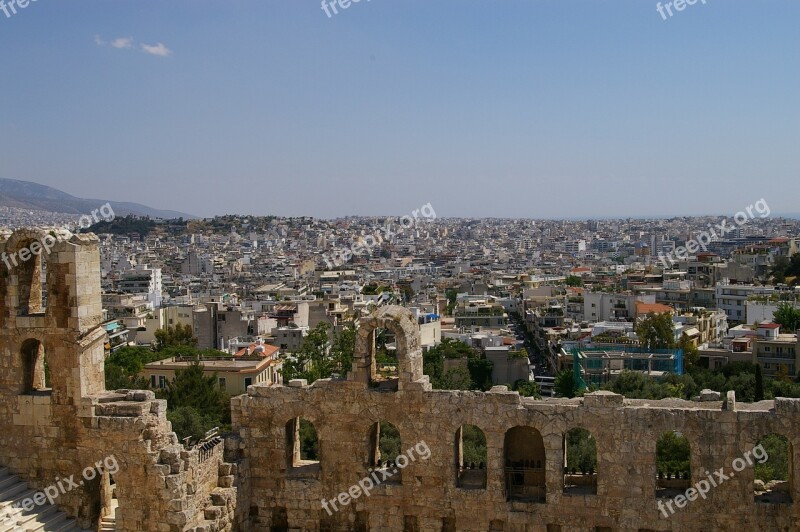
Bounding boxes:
0 229 235 531
1 228 799 530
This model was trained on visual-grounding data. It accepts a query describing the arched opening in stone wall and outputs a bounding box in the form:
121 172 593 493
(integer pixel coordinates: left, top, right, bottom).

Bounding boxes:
504 426 546 502
455 424 487 489
371 328 399 390
563 427 597 495
656 431 691 498
754 434 793 504
354 307 424 391
368 421 402 484
20 338 50 394
285 418 320 477
84 457 122 531
13 239 47 316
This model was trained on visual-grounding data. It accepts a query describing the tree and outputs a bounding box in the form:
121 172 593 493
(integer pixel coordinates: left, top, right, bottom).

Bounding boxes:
378 421 401 462
281 322 359 383
462 425 487 466
656 431 691 476
105 364 149 391
422 339 492 391
398 284 414 302
330 323 356 376
603 371 698 400
375 328 390 354
299 419 319 460
788 253 800 279
555 369 577 398
436 338 475 359
439 366 473 390
154 324 197 350
755 434 790 482
513 379 542 399
565 428 597 473
362 284 388 295
775 364 792 383
104 346 168 390
565 275 583 287
281 322 332 383
768 378 800 398
423 348 445 386
677 335 699 370
755 364 765 401
604 370 659 399
636 312 675 351
160 362 230 429
770 256 789 284
726 372 757 402
467 358 494 391
445 289 458 315
773 303 800 333
167 406 219 443
720 361 759 378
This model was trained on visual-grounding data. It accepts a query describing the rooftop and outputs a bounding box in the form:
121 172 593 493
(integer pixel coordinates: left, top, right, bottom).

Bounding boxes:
144 355 278 374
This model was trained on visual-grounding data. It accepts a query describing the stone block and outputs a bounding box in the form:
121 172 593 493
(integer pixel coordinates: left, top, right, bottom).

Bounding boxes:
774 397 800 414
696 389 721 402
583 391 624 408
126 390 155 402
724 390 737 411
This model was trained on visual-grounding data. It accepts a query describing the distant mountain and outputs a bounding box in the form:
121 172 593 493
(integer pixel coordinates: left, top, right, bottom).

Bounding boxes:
0 178 196 219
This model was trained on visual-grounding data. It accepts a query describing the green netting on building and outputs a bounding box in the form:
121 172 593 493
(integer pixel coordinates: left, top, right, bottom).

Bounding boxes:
571 346 683 390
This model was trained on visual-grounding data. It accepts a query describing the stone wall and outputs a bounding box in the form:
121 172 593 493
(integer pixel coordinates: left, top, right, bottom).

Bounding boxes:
0 228 231 531
231 306 800 531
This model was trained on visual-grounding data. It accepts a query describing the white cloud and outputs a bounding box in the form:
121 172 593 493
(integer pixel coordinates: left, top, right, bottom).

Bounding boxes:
140 42 172 57
111 37 134 49
95 35 172 58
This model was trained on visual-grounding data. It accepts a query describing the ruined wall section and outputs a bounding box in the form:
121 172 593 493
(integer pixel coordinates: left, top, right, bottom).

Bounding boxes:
232 306 800 531
234 383 800 531
87 391 234 531
0 228 233 532
0 229 108 490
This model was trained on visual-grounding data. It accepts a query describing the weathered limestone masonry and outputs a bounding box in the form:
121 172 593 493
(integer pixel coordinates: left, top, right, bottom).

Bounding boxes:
0 228 234 531
232 306 800 531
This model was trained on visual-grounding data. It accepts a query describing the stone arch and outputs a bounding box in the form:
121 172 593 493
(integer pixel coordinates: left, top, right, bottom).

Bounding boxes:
456 424 487 489
1 228 78 325
20 337 49 394
655 430 691 498
504 426 546 502
285 417 321 477
368 420 403 484
83 455 123 530
563 427 597 495
3 229 51 316
350 306 425 391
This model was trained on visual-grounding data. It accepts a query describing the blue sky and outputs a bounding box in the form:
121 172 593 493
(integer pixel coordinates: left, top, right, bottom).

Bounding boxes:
1 0 798 218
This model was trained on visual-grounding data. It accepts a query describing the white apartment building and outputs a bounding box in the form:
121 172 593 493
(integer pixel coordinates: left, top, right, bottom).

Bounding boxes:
746 300 800 325
116 264 163 307
715 283 774 323
564 240 587 254
137 305 195 345
584 292 655 322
